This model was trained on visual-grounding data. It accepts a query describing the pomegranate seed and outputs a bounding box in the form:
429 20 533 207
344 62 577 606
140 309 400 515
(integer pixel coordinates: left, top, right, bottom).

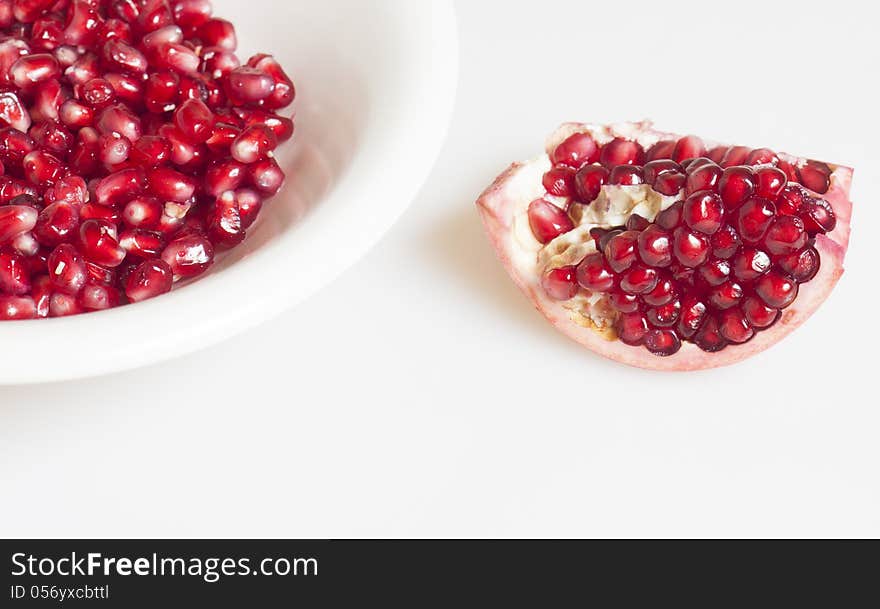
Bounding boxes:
49 292 83 317
719 146 750 168
731 247 771 282
609 288 639 313
124 258 173 302
799 198 836 234
671 135 705 163
706 146 728 163
0 204 38 242
233 188 263 228
763 215 807 256
708 281 743 310
33 202 78 246
603 231 639 273
246 54 294 109
102 38 148 74
616 311 649 346
129 135 171 167
10 53 60 88
599 138 645 168
741 297 780 329
105 72 145 107
137 0 175 33
173 0 213 30
620 264 659 295
646 140 675 161
777 246 820 283
247 157 284 195
64 0 100 46
0 251 30 295
94 168 145 205
551 132 599 168
677 295 708 339
98 132 132 166
78 219 126 267
710 224 740 259
575 253 613 292
82 77 116 108
626 214 649 231
0 295 36 319
174 98 215 144
161 233 214 278
573 164 608 203
527 199 573 244
754 166 787 200
672 227 710 268
224 66 273 104
198 18 237 50
78 283 121 310
81 203 121 225
642 275 676 306
542 166 575 197
644 329 681 356
736 197 776 244
717 166 755 210
797 160 832 194
694 315 727 353
636 225 672 267
755 271 799 309
230 123 277 164
684 162 722 195
96 103 142 141
206 190 244 248
745 148 778 166
718 309 754 344
655 201 682 230
776 184 808 216
697 258 731 287
682 191 724 235
643 159 685 196
48 243 87 294
119 228 165 258
0 91 32 132
608 165 644 186
541 266 578 300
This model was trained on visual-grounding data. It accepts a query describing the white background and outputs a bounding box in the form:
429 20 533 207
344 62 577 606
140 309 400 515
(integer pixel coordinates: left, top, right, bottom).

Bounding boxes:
2 0 878 538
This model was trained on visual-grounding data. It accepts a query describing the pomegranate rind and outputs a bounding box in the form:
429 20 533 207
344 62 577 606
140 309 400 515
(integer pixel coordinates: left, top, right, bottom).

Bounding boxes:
476 122 852 371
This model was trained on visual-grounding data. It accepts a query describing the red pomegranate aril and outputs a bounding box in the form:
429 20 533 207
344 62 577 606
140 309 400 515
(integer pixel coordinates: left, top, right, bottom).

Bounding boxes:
233 188 262 228
710 224 740 259
717 166 755 210
48 243 87 294
98 132 132 166
604 231 639 273
104 72 144 107
206 190 244 248
576 253 614 292
80 203 121 225
205 122 240 154
642 276 676 307
78 219 126 267
541 266 578 301
97 104 142 142
644 329 681 356
741 296 780 329
48 292 83 317
82 77 116 108
129 135 171 167
643 159 685 196
22 150 65 186
63 0 100 46
119 228 165 259
0 294 36 319
173 0 212 29
0 204 38 243
778 246 820 282
0 251 29 295
98 18 133 45
247 157 284 195
161 232 214 278
719 146 750 168
672 227 710 268
682 191 724 235
224 66 273 104
636 225 672 268
599 138 645 168
137 0 174 33
697 258 731 287
78 283 121 310
121 196 162 229
708 280 743 310
12 231 39 257
732 247 771 282
799 197 836 235
754 166 787 200
102 38 148 74
607 164 644 186
124 258 173 302
745 148 778 166
198 18 237 50
552 132 599 168
246 54 294 109
763 215 807 256
684 162 722 196
706 146 728 164
797 160 832 194
645 139 675 161
236 108 294 143
94 168 145 205
776 184 807 216
646 300 681 328
10 53 60 88
527 198 573 244
174 98 215 144
573 164 608 203
671 135 705 164
144 70 180 113
85 261 116 286
736 197 776 244
677 295 708 339
718 309 754 344
33 202 78 246
230 123 277 164
542 166 575 197
616 311 649 346
692 315 727 352
625 214 649 231
0 90 31 132
609 288 639 313
754 270 799 308
620 264 659 295
147 166 196 202
655 201 682 230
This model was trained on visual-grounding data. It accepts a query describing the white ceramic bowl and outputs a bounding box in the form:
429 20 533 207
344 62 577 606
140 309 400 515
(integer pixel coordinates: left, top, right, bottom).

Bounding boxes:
0 0 458 384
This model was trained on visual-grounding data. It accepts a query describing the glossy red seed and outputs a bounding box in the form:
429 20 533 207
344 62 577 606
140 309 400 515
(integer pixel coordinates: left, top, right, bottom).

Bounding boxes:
736 197 776 244
599 138 645 168
608 165 644 186
625 214 649 232
718 309 754 344
694 315 727 353
731 247 771 282
717 166 755 209
745 148 778 166
198 18 237 50
777 246 820 283
78 219 126 267
655 201 683 230
636 225 672 267
644 329 682 356
763 215 807 256
684 162 722 195
671 135 705 163
616 311 649 346
527 199 573 244
710 224 740 259
604 230 639 273
741 297 780 329
609 288 639 313
48 243 87 295
541 266 578 300
206 191 245 248
776 184 808 216
0 295 36 319
575 253 613 292
642 276 676 307
677 295 708 339
0 205 38 243
174 98 215 143
645 140 675 161
124 259 173 302
799 198 836 235
0 251 29 295
552 132 599 168
646 300 681 328
161 233 214 279
719 146 750 168
706 146 728 164
573 164 608 203
697 258 731 287
682 191 724 234
119 228 165 258
754 166 787 200
754 271 799 308
672 227 710 268
32 202 78 246
78 283 121 310
797 160 832 194
542 166 575 197
620 264 659 295
708 281 743 310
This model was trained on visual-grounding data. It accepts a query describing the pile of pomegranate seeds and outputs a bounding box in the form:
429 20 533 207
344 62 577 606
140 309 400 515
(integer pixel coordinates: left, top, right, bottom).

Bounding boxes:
530 132 836 356
0 0 294 320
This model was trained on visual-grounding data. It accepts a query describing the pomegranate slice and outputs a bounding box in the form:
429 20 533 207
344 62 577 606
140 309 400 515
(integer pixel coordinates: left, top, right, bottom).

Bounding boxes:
476 121 852 370
0 0 296 320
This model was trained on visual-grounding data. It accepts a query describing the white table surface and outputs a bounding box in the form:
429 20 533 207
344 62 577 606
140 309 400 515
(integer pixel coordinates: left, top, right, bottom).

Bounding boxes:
2 0 878 538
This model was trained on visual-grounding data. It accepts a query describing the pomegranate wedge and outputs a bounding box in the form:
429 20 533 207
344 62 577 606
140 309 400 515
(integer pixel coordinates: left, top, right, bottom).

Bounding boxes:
476 122 852 370
0 0 296 320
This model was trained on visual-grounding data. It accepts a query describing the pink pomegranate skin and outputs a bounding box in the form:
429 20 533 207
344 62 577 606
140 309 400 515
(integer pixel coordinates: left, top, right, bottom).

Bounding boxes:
476 122 852 371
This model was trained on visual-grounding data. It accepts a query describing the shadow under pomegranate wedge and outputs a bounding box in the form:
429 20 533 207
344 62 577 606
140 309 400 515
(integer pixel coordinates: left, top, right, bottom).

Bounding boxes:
476 122 852 370
0 0 295 320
